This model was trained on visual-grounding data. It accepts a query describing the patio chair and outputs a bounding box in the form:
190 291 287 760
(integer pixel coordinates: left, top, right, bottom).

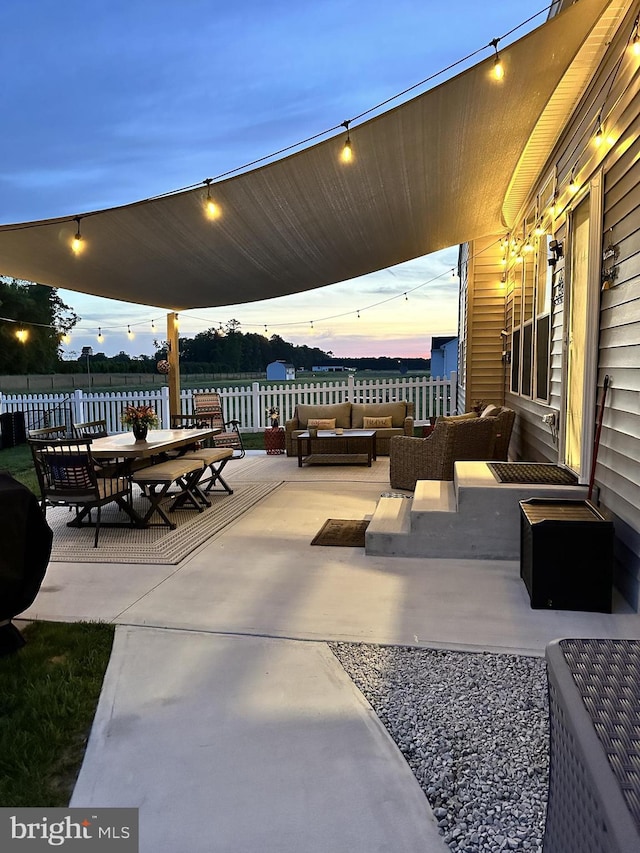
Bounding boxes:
28 438 132 547
73 419 108 439
389 417 498 491
28 425 68 440
171 392 245 458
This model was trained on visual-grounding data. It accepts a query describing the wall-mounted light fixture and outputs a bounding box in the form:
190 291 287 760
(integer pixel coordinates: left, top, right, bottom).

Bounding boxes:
548 239 564 265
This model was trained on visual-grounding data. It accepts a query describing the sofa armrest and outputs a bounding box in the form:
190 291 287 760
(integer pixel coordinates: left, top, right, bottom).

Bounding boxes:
285 417 300 456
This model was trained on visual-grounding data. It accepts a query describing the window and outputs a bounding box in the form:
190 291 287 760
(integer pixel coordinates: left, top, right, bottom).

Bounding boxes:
508 191 553 402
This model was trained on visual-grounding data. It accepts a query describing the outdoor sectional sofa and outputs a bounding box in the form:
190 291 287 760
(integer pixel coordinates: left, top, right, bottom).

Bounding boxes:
285 400 414 456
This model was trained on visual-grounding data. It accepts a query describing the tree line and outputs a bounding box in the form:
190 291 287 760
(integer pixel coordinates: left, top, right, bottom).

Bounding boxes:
1 280 429 375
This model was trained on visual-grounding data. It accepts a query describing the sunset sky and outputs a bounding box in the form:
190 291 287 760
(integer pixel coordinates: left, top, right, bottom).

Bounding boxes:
1 0 544 359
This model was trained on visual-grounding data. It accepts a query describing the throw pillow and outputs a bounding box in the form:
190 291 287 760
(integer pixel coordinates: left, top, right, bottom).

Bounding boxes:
307 418 336 429
363 416 393 429
480 404 500 418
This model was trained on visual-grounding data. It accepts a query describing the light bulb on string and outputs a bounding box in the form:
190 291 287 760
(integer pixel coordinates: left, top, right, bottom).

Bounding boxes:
264 325 268 336
404 292 408 301
203 178 220 219
71 216 84 255
310 320 314 329
595 114 604 146
569 168 579 194
151 320 156 333
357 310 360 318
489 38 504 81
340 120 353 164
631 16 640 55
97 327 104 343
127 325 134 340
15 328 28 343
61 333 71 345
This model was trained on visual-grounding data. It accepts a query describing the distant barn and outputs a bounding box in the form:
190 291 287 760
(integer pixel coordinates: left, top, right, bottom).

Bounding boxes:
266 360 296 381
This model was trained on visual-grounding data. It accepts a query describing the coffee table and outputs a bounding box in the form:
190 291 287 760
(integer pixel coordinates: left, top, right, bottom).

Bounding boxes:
297 429 377 467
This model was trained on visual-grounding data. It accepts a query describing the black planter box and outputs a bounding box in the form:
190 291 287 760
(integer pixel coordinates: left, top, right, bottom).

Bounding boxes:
519 498 613 612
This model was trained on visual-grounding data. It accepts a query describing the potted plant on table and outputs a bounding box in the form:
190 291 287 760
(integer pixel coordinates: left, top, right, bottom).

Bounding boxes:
121 404 158 441
266 406 280 429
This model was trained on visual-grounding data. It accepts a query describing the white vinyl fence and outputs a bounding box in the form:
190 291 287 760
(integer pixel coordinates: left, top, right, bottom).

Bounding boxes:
0 373 456 435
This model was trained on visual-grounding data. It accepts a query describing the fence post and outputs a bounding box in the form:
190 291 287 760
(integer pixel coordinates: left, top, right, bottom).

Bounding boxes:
0 392 4 415
251 382 261 431
347 374 355 401
160 387 170 428
449 371 458 415
71 389 84 426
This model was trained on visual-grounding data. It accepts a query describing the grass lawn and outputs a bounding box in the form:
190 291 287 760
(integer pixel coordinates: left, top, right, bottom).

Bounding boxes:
0 450 116 807
0 621 115 806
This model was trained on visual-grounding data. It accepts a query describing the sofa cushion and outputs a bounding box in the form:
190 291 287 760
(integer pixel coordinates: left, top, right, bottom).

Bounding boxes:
307 418 336 429
295 402 351 429
351 401 407 429
363 415 393 429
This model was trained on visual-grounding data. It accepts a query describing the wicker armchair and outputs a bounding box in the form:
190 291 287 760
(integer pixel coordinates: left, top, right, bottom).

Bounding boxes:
389 417 498 491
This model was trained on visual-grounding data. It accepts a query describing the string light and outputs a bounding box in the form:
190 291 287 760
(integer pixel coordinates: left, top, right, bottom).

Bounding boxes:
71 216 84 255
15 328 28 343
97 327 104 343
264 325 268 336
489 38 504 80
203 178 220 219
594 113 604 146
151 320 156 333
127 325 134 340
310 320 314 329
340 120 353 163
357 310 360 318
61 333 71 344
631 16 640 55
569 167 579 194
404 292 409 300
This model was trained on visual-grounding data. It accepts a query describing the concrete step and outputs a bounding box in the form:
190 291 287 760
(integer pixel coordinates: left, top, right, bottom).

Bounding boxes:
366 462 591 560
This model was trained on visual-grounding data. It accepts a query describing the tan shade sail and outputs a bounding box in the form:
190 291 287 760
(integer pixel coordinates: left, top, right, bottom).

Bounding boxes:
0 0 612 310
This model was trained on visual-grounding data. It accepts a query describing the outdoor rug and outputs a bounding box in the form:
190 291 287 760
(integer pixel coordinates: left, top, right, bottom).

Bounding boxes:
47 481 283 565
231 454 390 483
489 462 579 485
311 518 370 547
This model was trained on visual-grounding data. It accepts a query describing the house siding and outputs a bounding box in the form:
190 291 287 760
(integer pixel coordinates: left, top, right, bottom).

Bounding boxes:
462 4 640 605
461 236 505 411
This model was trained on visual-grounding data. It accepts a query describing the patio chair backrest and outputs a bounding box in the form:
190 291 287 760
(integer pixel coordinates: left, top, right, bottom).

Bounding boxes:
192 393 225 430
73 419 108 439
28 425 68 441
29 439 99 501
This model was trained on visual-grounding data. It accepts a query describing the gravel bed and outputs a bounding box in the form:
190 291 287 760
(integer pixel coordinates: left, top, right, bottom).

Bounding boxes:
329 643 549 853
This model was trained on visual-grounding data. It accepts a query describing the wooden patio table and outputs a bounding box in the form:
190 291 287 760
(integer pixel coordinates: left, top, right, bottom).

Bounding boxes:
88 428 219 527
89 428 218 461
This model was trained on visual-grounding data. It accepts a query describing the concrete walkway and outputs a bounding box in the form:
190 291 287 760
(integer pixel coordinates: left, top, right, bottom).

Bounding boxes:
21 453 640 852
71 627 448 852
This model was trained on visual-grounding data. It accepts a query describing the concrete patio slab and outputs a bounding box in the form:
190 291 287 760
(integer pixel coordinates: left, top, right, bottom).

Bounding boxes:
17 453 640 852
71 626 449 853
